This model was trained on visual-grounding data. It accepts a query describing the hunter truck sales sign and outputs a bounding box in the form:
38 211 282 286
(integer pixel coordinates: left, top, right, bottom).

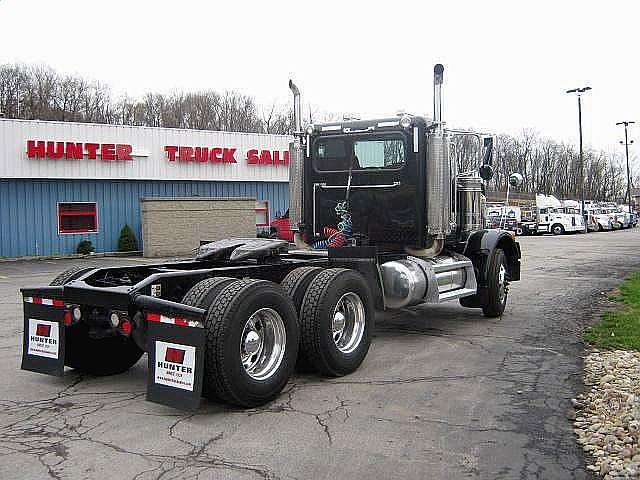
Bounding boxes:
2 119 291 182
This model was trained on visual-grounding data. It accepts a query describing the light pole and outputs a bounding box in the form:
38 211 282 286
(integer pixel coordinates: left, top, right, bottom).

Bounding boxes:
616 121 634 215
566 86 591 225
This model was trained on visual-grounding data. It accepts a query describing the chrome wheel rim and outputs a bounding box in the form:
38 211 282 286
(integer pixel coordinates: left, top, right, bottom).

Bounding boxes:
332 292 365 354
498 263 508 304
240 308 286 380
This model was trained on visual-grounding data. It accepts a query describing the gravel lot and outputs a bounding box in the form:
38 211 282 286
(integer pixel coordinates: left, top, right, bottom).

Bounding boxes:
1 229 639 480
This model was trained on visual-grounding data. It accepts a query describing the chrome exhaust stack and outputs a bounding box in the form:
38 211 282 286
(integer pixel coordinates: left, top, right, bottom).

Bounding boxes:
424 64 452 245
288 79 308 248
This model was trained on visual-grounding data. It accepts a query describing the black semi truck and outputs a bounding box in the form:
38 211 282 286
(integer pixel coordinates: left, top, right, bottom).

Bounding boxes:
21 65 521 411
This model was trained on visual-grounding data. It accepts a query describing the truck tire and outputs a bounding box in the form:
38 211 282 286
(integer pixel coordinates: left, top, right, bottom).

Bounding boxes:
64 324 144 376
281 266 324 371
551 224 564 235
50 265 96 286
181 277 238 309
299 268 373 376
482 248 509 318
203 279 299 407
281 267 324 315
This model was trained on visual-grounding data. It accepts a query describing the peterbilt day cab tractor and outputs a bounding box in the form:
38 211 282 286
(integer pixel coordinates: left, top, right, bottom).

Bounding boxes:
21 65 521 411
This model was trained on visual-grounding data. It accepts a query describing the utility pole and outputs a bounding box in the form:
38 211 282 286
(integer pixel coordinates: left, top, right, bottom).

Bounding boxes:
616 120 635 215
566 87 592 226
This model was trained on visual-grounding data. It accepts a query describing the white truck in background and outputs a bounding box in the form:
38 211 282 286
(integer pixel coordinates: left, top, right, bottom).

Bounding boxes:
535 195 585 235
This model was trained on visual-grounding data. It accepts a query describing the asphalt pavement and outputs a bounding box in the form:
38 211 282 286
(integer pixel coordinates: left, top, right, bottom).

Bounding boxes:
1 229 639 479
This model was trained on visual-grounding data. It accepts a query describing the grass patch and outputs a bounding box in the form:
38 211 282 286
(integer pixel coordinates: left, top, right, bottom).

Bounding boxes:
584 272 640 350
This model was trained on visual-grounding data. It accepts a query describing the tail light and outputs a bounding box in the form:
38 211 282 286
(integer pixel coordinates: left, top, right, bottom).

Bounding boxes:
63 305 82 326
119 319 132 336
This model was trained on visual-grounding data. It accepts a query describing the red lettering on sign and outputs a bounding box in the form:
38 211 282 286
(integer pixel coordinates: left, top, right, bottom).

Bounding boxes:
46 142 65 160
165 145 178 161
195 147 209 163
85 143 99 159
246 149 259 164
210 147 223 163
65 143 83 159
101 143 116 161
223 148 237 163
116 144 133 160
27 140 45 158
283 150 290 165
273 151 283 165
259 150 272 164
179 146 194 162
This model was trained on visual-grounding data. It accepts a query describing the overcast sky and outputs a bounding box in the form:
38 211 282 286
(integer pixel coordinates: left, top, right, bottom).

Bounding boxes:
0 0 638 165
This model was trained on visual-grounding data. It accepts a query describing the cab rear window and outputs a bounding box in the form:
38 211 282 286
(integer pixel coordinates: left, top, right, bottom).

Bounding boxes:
313 136 405 172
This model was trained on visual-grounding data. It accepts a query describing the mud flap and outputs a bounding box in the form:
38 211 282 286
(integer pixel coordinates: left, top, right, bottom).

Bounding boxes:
146 322 205 411
21 302 66 376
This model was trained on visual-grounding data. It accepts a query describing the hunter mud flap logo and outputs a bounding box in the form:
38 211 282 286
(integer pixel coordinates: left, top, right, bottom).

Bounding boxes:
154 342 195 391
147 322 205 411
21 318 65 376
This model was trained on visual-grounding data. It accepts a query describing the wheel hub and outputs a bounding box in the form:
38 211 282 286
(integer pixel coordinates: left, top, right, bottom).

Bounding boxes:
332 311 346 333
332 292 366 354
239 308 286 381
243 330 262 355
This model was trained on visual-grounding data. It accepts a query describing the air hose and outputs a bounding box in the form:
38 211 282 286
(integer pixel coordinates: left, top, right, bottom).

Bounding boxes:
312 200 352 249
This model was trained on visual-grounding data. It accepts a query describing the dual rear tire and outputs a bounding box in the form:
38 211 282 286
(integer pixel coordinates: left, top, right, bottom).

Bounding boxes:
183 268 374 407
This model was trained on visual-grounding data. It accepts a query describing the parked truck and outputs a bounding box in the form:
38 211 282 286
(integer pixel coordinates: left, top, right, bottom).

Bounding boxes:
21 65 521 411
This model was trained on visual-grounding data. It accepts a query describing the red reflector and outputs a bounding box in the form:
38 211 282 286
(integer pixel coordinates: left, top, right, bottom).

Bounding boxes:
32 297 43 305
119 319 132 336
36 324 51 337
53 299 65 307
146 313 161 322
165 347 185 364
63 310 73 326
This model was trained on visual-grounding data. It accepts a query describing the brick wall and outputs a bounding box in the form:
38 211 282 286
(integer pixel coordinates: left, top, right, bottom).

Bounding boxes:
141 197 256 257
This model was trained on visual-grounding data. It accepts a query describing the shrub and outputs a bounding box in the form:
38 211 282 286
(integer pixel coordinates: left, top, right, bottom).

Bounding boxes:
76 240 94 255
117 224 138 252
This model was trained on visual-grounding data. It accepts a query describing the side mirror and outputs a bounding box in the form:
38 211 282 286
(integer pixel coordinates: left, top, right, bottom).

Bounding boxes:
509 172 524 187
479 164 494 180
479 136 494 180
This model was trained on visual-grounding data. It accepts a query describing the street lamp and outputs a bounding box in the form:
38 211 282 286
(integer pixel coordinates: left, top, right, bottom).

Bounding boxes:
566 86 592 226
616 121 635 215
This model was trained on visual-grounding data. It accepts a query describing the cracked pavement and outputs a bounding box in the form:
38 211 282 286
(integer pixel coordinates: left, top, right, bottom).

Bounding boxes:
1 229 639 479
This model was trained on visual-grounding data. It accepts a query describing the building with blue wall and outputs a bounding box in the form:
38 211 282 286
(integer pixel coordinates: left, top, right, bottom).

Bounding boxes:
0 119 290 258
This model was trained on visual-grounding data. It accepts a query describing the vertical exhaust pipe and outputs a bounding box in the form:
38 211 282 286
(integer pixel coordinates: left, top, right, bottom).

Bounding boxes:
289 79 302 135
433 64 444 127
288 80 308 248
409 64 448 257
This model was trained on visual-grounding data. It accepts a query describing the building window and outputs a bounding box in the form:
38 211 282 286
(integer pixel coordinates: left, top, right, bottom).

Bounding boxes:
255 200 269 227
58 202 98 234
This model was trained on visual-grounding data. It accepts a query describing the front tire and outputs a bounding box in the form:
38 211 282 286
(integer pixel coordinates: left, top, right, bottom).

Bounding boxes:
299 268 373 376
202 279 299 407
551 224 564 235
482 248 510 318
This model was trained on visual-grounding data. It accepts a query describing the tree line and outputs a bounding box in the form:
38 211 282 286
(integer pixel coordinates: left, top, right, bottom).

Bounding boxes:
452 130 635 203
0 64 293 134
1 63 635 203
